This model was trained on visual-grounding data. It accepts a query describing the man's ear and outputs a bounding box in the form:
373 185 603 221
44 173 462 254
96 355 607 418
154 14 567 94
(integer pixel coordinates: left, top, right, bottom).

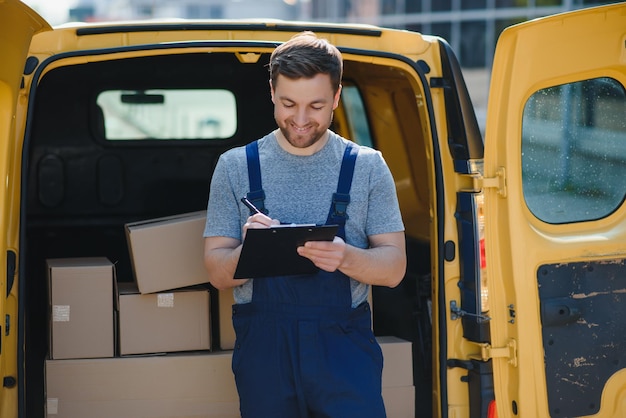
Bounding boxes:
333 84 343 109
269 79 275 103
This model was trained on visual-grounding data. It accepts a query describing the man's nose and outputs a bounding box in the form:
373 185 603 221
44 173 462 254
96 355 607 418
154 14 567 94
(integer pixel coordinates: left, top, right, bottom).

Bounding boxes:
294 107 309 125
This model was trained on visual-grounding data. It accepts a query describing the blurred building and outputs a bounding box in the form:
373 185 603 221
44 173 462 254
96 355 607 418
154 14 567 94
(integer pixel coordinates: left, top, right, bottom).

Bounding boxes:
70 0 621 69
70 0 303 21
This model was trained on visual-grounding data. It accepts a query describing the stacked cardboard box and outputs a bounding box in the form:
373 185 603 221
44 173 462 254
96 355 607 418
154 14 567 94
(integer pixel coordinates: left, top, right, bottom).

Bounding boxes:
125 211 208 294
44 210 235 417
219 288 236 350
47 258 116 360
46 212 230 358
45 352 239 418
380 336 416 418
117 283 211 355
125 210 235 350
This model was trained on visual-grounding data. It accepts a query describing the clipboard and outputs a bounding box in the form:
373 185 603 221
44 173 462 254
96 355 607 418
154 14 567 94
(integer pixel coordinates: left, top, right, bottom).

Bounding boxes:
234 224 339 278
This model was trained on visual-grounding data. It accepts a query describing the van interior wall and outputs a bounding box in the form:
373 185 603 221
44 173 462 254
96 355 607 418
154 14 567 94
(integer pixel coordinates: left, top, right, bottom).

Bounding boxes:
23 51 433 416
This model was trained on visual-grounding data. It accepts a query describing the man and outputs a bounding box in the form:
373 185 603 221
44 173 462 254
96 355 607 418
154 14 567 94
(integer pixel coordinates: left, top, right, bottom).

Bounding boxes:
204 31 406 418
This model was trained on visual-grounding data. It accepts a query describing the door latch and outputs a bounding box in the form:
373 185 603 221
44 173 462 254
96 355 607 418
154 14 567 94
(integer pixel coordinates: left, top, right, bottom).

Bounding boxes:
450 300 491 322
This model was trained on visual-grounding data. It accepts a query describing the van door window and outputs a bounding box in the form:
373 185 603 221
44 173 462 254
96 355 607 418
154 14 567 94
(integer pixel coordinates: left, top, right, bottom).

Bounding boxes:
96 89 237 140
521 77 626 224
341 84 373 148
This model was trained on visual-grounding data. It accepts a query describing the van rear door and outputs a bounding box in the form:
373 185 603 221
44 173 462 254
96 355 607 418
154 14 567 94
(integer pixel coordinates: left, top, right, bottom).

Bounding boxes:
0 0 51 414
484 4 626 417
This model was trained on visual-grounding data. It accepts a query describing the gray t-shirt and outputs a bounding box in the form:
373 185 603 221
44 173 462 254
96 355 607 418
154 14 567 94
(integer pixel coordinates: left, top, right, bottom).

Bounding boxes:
204 130 404 307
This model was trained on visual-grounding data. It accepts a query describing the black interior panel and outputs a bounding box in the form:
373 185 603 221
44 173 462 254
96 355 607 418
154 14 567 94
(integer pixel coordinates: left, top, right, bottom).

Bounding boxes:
539 259 626 417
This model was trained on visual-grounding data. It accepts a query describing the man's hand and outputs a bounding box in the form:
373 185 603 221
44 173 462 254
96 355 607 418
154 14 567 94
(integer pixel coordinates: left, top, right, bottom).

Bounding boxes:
243 212 280 238
297 231 407 288
204 212 280 290
297 236 346 272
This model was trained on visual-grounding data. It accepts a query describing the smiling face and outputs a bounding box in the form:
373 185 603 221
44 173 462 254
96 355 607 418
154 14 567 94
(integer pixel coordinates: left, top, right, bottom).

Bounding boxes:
271 73 342 155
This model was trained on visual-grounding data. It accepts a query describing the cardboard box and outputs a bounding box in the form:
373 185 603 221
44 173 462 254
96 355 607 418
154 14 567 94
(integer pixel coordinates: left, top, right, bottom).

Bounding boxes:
118 283 211 355
45 352 239 418
125 210 208 294
47 258 115 360
383 386 416 418
379 336 415 417
219 289 236 350
378 336 414 388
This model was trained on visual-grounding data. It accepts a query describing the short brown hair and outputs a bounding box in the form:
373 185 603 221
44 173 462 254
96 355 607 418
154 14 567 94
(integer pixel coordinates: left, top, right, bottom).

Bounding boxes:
269 31 343 94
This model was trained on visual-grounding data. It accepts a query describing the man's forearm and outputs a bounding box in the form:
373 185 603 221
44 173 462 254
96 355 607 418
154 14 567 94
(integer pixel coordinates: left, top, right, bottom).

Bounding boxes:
204 240 248 289
339 243 406 288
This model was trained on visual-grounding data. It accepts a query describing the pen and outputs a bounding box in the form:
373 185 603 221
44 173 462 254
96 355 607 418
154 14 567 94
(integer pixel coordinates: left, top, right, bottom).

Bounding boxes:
241 197 262 215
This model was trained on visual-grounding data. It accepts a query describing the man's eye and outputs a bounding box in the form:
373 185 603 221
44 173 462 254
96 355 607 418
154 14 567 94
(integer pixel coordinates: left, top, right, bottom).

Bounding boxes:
311 106 324 111
283 103 295 108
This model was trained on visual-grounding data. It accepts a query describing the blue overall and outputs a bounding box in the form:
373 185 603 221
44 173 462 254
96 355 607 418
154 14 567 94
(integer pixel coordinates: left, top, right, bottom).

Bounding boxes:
231 141 386 418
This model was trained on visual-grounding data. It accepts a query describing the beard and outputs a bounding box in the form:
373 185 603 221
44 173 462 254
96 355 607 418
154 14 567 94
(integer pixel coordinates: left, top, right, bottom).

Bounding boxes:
276 113 333 149
278 125 324 148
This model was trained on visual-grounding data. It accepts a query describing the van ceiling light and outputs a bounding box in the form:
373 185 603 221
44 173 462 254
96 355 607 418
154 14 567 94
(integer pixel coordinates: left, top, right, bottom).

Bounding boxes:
235 52 261 64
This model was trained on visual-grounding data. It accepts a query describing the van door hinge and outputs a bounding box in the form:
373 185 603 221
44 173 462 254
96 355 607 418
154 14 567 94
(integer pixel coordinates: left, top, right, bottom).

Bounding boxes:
469 167 507 197
469 339 517 367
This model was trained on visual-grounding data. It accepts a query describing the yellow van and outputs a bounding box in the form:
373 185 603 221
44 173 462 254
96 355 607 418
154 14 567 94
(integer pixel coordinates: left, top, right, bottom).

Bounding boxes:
1 0 625 417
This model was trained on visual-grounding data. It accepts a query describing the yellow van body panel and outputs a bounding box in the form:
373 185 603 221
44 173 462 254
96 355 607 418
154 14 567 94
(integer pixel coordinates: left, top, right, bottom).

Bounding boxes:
0 1 50 417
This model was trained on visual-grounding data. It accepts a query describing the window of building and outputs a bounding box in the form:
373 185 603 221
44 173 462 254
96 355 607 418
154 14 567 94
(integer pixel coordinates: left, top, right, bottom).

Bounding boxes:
382 0 403 14
432 0 451 11
186 4 223 19
536 0 562 5
522 77 626 223
496 0 526 6
312 0 332 18
405 0 422 13
431 22 451 43
462 0 487 9
137 5 154 18
96 89 237 141
460 21 486 68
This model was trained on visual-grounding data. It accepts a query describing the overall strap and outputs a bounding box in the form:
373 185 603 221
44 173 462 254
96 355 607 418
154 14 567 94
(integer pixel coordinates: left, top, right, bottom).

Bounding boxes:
245 141 268 215
326 142 359 239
